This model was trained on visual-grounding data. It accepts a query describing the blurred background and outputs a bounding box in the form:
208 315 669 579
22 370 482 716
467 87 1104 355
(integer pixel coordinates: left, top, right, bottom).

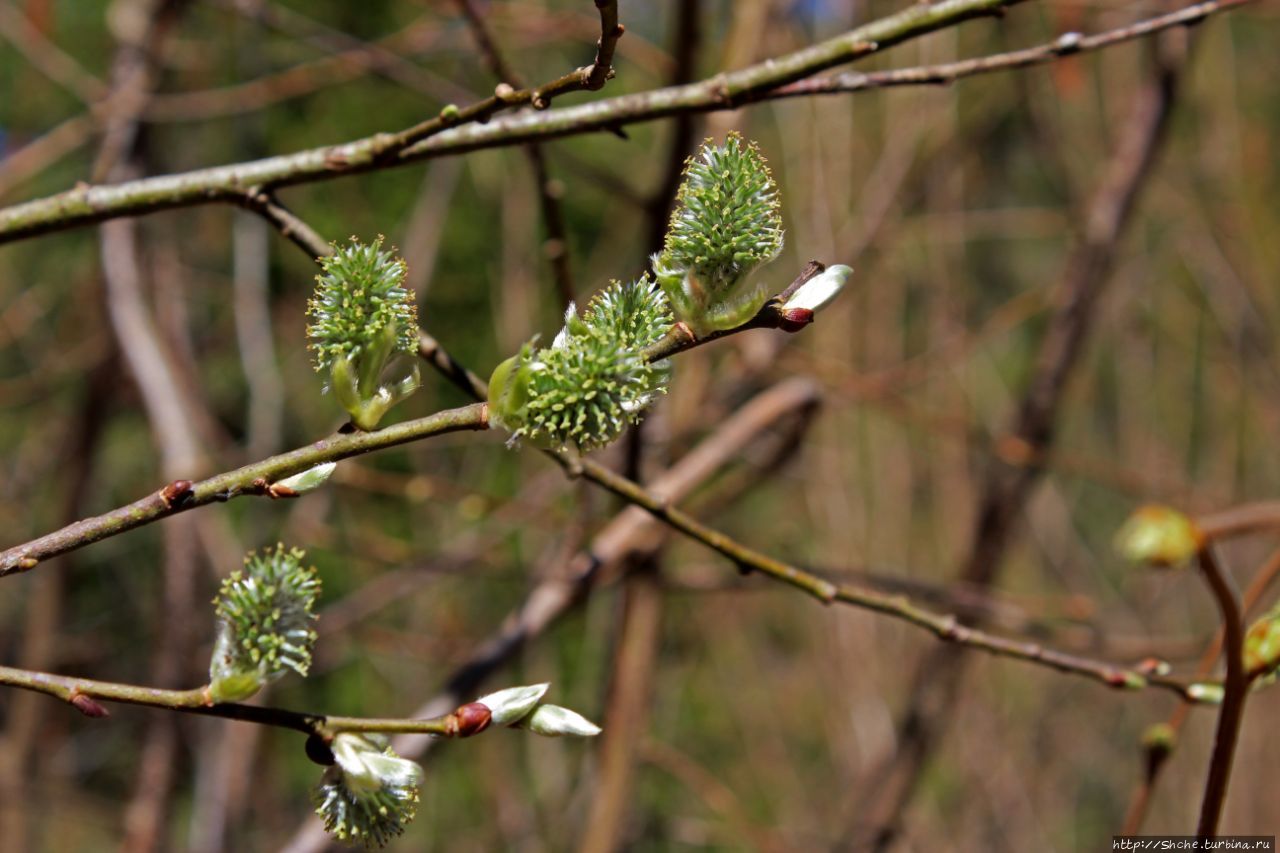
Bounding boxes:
1 1 1279 850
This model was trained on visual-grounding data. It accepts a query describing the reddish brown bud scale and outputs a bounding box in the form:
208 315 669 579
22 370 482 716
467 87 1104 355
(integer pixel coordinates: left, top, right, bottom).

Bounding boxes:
452 702 492 737
69 692 110 718
159 480 194 508
777 307 813 332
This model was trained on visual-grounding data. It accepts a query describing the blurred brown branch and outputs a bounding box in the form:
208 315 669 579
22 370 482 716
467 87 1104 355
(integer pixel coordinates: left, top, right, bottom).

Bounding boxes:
847 28 1190 850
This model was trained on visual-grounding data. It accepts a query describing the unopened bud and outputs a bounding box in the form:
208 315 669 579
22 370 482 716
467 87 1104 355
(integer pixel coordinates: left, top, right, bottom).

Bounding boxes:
1188 682 1224 704
1142 722 1177 759
781 264 852 315
69 692 110 718
519 703 602 738
1115 505 1202 569
777 307 813 332
451 702 493 737
275 462 337 495
1244 603 1280 680
475 683 549 726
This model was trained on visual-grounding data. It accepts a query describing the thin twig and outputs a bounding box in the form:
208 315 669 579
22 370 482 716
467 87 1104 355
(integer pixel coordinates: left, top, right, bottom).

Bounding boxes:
1194 546 1249 837
1121 543 1280 834
1 0 1253 244
409 260 1220 703
454 0 576 306
774 0 1249 99
561 451 1208 702
237 190 332 260
0 0 1037 242
0 664 457 738
0 404 488 575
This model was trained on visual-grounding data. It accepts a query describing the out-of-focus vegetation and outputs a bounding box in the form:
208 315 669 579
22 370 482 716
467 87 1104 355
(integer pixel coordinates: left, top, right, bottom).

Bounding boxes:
1 1 1279 850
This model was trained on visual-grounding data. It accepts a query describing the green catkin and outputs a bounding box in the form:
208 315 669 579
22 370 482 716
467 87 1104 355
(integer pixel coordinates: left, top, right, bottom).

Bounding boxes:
208 544 320 701
488 276 672 451
306 237 421 429
306 237 417 373
653 132 784 335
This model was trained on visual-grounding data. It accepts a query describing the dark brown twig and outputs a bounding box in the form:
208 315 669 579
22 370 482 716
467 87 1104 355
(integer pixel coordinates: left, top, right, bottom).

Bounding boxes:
1194 546 1249 837
1121 543 1280 833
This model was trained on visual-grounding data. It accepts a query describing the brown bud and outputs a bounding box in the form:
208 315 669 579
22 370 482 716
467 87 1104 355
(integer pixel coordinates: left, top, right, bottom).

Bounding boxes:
159 480 194 508
452 702 492 738
777 307 814 332
69 692 110 718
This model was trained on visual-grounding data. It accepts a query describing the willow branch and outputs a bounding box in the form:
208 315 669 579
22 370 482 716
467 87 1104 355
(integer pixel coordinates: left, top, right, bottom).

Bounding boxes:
2 0 1254 245
560 454 1207 702
0 664 464 739
0 0 1032 243
0 403 488 576
407 271 1211 703
774 0 1252 99
0 254 827 581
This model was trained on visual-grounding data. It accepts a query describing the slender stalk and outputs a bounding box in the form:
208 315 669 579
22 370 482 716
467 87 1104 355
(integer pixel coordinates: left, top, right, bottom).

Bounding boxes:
0 0 1032 242
1121 543 1280 834
0 664 453 738
775 1 1252 99
0 0 1255 245
0 403 488 575
411 303 1215 703
1195 546 1250 837
566 452 1206 702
